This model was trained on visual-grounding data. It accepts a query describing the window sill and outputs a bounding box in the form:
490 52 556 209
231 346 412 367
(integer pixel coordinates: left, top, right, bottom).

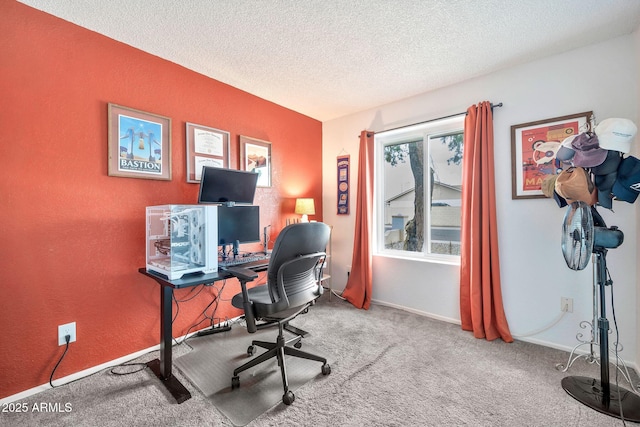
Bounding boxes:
373 251 460 266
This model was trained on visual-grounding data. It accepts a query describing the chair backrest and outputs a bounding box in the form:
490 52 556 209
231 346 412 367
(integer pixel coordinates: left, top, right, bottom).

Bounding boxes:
266 222 330 311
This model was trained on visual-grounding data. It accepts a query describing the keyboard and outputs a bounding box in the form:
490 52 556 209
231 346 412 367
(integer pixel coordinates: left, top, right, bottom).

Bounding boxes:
219 253 270 270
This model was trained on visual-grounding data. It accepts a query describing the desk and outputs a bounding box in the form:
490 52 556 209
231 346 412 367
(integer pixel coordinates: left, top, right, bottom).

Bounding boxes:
139 268 230 404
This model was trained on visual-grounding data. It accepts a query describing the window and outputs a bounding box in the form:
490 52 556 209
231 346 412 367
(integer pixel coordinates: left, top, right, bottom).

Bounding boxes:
374 116 464 261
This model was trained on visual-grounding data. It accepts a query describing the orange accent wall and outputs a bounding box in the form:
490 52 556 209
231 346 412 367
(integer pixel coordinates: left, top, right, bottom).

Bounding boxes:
0 2 322 399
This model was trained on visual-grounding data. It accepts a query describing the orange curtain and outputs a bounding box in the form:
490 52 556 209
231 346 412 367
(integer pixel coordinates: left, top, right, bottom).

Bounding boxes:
460 102 513 342
342 130 374 309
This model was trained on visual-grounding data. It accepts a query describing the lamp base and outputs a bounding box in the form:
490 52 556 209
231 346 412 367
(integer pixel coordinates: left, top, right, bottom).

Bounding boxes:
300 214 309 223
561 376 640 422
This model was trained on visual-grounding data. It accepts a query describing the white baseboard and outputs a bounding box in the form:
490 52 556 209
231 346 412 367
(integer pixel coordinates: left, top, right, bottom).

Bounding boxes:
371 298 462 325
0 343 162 405
516 335 639 373
0 316 234 405
0 317 241 406
371 298 639 376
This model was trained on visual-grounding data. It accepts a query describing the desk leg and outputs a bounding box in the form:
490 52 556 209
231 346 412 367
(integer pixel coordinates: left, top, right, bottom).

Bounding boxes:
147 285 191 404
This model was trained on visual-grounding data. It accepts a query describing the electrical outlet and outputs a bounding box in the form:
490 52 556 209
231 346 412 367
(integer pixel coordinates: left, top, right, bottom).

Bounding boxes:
58 322 76 346
561 297 573 313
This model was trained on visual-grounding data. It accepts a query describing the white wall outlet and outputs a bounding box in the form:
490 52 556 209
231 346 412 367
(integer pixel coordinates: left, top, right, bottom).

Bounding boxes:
561 297 573 313
58 322 76 346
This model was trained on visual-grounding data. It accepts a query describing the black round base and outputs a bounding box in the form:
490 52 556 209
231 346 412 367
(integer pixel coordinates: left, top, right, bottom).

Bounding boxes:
562 376 640 422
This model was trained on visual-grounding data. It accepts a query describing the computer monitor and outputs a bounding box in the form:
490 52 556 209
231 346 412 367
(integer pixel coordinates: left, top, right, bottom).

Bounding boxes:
198 167 258 205
217 205 260 246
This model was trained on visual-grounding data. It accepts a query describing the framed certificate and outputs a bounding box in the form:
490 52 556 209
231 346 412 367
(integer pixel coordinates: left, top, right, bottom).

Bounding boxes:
186 123 230 183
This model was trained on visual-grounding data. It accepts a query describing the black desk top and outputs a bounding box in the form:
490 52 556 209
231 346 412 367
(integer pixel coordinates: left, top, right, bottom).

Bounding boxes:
138 268 227 289
138 260 270 289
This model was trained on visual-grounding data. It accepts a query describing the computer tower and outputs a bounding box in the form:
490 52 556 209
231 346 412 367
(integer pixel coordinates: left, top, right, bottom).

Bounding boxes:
146 204 218 279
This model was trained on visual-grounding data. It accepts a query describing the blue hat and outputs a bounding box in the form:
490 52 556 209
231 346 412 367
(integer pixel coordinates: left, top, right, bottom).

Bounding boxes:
612 156 640 203
591 150 622 175
556 135 576 163
595 172 616 209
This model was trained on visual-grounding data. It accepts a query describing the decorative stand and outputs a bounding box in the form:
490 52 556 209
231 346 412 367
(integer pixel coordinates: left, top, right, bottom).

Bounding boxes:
556 256 638 390
558 250 640 422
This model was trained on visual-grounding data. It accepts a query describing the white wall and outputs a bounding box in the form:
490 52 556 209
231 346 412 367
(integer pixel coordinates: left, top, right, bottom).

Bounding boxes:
322 34 638 367
634 26 640 373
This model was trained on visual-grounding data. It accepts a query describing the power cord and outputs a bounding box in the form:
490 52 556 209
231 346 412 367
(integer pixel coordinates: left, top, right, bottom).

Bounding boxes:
171 281 232 347
49 334 71 388
109 363 147 375
113 282 229 375
329 288 347 300
510 302 569 338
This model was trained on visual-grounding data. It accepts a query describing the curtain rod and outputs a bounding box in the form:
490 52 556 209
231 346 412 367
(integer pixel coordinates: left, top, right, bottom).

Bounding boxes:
371 102 503 136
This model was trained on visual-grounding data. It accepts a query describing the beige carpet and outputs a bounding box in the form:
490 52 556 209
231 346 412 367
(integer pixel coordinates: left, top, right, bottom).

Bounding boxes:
1 294 638 426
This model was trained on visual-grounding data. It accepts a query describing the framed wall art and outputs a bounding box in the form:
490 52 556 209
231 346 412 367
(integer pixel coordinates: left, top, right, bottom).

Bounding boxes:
511 111 592 199
239 135 271 187
185 123 230 183
108 103 172 180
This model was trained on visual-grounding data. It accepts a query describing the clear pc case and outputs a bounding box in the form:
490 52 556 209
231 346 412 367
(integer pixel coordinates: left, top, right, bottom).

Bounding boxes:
146 205 218 279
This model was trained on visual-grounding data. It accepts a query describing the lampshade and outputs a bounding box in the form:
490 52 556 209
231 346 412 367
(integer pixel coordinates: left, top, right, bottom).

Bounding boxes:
294 198 315 222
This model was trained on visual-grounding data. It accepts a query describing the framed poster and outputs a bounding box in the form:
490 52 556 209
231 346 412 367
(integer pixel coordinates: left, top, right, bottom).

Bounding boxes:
185 123 230 183
239 135 271 187
108 103 171 180
511 111 592 199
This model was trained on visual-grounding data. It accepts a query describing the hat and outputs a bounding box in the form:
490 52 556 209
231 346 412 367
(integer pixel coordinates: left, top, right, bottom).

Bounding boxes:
594 172 616 209
590 149 622 175
541 174 567 207
595 118 637 154
533 141 561 165
555 167 597 205
556 135 576 163
571 132 608 168
612 156 640 203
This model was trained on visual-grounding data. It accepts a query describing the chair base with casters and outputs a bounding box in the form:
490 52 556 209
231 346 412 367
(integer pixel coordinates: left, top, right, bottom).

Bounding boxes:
230 303 331 405
224 223 333 406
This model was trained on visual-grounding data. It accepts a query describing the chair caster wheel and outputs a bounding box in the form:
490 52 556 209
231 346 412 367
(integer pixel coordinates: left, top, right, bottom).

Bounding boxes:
231 376 240 389
247 345 255 356
283 390 295 405
294 341 302 349
321 364 331 375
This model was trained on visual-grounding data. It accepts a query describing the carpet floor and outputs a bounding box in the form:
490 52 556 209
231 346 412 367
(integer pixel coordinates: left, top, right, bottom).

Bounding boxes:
1 293 638 426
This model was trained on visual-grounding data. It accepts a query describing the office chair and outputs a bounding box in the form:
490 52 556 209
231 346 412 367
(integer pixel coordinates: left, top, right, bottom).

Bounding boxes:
224 222 331 405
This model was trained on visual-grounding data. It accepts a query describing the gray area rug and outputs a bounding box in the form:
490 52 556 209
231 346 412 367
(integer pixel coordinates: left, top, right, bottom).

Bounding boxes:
174 325 332 426
2 294 638 426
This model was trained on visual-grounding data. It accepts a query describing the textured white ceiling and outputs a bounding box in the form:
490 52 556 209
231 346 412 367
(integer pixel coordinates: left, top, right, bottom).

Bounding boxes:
16 0 640 121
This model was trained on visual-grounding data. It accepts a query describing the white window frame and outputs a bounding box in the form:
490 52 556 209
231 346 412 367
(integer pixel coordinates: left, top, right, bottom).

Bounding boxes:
373 115 464 264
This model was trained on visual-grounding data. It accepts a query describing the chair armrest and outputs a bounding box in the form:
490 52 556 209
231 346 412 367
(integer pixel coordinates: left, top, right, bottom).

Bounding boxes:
223 267 259 333
223 267 258 282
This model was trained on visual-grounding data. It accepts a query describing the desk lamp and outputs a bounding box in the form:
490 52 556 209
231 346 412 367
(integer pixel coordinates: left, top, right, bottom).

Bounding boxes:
294 198 315 222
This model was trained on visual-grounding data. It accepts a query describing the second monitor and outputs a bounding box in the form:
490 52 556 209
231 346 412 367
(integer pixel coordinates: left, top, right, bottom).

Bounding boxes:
198 166 258 205
218 205 260 246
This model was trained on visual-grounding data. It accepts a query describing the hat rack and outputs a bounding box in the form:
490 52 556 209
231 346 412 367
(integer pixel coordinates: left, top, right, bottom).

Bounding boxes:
551 113 640 417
